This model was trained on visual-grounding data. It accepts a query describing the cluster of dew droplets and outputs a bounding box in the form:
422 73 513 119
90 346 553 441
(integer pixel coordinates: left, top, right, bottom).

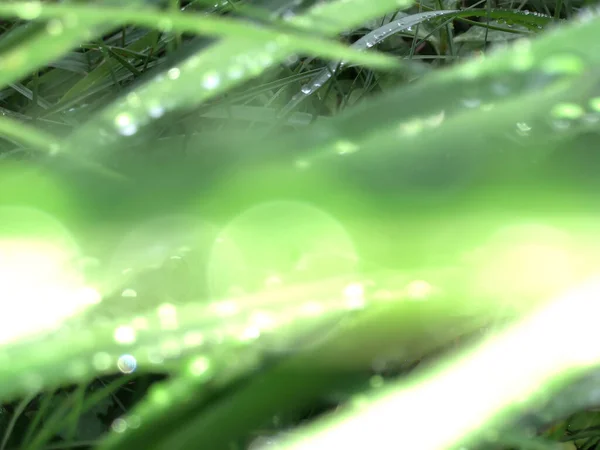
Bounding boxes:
280 10 453 118
451 36 596 141
548 97 600 133
90 35 287 147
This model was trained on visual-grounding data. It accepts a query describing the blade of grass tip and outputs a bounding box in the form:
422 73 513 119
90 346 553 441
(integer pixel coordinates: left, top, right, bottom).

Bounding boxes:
0 394 36 450
280 8 555 117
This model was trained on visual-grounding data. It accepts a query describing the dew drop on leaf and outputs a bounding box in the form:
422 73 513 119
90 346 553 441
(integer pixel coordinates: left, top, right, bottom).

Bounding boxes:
588 97 600 112
117 354 137 374
167 67 181 80
187 355 211 377
541 53 585 75
228 66 244 80
46 19 64 36
114 113 138 136
121 288 137 298
111 418 128 433
516 122 532 136
551 102 584 120
335 140 359 155
202 72 221 90
17 1 42 20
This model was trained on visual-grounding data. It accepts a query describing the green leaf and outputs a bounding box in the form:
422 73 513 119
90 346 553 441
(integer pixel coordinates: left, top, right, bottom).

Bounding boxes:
0 14 111 90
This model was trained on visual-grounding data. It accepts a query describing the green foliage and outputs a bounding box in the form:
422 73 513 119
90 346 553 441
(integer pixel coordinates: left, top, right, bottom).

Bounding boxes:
0 0 599 449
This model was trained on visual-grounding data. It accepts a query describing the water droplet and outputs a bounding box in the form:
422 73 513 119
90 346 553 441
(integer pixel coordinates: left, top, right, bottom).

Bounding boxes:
240 325 261 341
202 72 221 90
187 355 211 377
167 67 181 80
370 375 385 388
551 102 584 120
111 418 128 433
250 311 277 331
398 119 424 136
21 373 43 393
335 140 358 155
148 105 165 119
589 97 600 112
227 66 244 80
147 349 165 365
149 386 171 406
114 325 136 344
127 415 141 429
541 54 585 75
424 110 445 127
285 55 299 65
117 354 137 374
300 85 313 95
46 19 64 36
121 288 137 298
126 93 141 107
516 122 532 136
114 113 138 136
